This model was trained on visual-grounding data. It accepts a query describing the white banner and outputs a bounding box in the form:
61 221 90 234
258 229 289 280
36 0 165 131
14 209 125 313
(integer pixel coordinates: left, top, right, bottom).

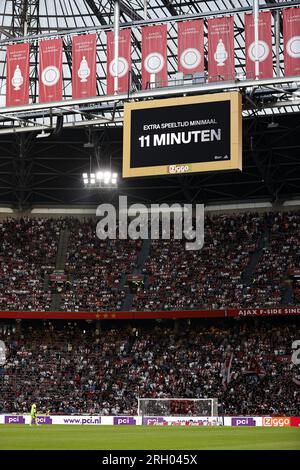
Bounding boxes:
0 414 264 426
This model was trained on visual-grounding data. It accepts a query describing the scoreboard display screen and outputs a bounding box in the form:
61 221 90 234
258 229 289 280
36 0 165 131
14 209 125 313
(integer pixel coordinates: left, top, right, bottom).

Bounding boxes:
122 92 242 178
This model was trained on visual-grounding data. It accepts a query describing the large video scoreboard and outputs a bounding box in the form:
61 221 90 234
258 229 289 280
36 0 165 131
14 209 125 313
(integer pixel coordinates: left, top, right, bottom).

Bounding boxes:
122 92 242 178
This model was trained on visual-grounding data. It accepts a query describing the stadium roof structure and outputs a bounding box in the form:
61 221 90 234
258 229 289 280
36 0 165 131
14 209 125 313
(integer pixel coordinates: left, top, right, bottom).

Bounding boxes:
0 0 299 208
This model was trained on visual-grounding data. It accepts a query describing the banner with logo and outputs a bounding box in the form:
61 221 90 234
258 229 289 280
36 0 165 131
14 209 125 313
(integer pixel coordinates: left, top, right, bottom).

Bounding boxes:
283 7 300 76
113 417 136 425
4 415 26 424
228 307 300 317
2 415 52 425
207 16 235 82
224 416 262 426
0 414 137 425
245 11 273 79
39 38 63 103
263 417 291 427
0 306 299 320
72 34 96 99
231 417 256 426
106 28 131 95
143 416 223 426
142 24 168 89
6 43 30 107
178 20 204 75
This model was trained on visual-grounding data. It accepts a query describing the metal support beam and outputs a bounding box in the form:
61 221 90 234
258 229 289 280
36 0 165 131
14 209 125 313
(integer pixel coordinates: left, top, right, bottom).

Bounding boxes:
1 75 299 114
253 0 260 80
161 0 178 17
1 1 299 45
0 117 124 135
275 9 281 77
85 0 107 25
114 0 120 95
119 0 144 21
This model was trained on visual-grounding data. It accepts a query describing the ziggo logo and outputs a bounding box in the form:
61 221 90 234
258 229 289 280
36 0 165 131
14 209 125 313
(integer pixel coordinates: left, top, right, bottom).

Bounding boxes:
168 164 190 174
263 417 291 427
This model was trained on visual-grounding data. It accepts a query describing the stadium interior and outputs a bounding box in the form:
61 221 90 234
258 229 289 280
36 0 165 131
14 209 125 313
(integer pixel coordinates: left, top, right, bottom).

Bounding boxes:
0 0 299 449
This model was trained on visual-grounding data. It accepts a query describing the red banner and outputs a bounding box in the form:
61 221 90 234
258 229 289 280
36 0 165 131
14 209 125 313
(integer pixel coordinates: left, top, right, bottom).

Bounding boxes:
142 24 167 89
0 307 299 320
207 16 235 82
39 38 63 103
245 11 273 80
106 29 131 95
72 34 96 99
6 43 30 107
178 20 204 75
283 7 300 77
0 309 225 320
228 307 300 317
291 417 300 426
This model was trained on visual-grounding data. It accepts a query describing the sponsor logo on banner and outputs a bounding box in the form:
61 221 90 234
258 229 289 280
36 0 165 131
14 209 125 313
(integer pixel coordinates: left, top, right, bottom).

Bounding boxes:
168 164 191 174
229 307 300 317
143 416 222 426
231 417 256 426
113 416 136 425
143 417 166 426
36 416 52 425
263 417 291 427
5 415 26 424
61 416 101 425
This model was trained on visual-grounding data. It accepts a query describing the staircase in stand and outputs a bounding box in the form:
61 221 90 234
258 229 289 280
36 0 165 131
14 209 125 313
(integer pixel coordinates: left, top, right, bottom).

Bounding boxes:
120 239 151 311
49 228 70 311
241 228 268 287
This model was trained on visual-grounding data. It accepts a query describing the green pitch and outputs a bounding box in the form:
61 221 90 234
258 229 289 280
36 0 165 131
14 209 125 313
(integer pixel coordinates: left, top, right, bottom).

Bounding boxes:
0 425 299 450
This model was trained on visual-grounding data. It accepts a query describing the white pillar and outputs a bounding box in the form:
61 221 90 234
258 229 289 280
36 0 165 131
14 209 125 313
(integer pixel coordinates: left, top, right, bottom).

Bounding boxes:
114 0 120 94
253 0 260 80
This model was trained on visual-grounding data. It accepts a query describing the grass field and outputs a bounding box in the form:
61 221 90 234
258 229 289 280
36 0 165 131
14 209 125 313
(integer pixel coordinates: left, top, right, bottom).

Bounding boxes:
0 425 299 450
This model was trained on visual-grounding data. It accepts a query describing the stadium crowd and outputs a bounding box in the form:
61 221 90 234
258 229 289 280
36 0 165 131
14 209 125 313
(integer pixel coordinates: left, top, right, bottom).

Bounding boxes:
0 211 298 312
243 212 300 307
132 213 266 310
61 218 140 311
0 218 62 311
0 318 299 416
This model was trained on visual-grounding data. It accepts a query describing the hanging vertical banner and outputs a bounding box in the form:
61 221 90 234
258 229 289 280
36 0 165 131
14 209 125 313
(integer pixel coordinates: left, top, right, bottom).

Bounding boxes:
207 16 235 82
106 28 131 95
283 7 300 77
178 20 204 75
6 43 30 107
142 24 167 90
72 34 96 99
39 38 62 103
245 11 273 80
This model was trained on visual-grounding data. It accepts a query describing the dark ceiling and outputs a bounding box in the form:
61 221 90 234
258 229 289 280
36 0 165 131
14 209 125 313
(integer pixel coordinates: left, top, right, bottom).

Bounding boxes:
0 111 299 208
0 1 299 208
